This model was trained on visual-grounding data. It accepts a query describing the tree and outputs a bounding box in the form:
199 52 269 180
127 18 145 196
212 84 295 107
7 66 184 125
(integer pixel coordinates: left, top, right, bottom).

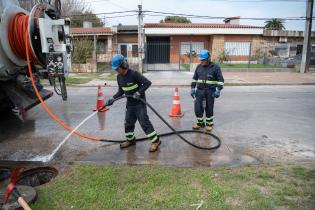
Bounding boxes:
264 18 285 30
71 11 104 28
61 0 104 27
160 16 191 23
218 50 230 64
72 38 94 64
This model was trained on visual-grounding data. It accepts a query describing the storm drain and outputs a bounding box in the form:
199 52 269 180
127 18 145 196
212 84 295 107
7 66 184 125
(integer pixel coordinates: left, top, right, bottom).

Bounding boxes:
16 167 58 187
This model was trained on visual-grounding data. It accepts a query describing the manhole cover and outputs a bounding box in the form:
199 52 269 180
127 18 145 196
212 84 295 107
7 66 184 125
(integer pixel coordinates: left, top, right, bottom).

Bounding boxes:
16 167 58 187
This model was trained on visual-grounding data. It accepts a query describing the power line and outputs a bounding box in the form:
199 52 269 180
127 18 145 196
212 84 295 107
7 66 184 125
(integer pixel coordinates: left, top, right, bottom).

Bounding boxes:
65 9 309 21
202 0 307 2
62 0 109 5
103 14 137 19
143 10 311 21
70 14 137 21
66 10 137 17
106 0 128 10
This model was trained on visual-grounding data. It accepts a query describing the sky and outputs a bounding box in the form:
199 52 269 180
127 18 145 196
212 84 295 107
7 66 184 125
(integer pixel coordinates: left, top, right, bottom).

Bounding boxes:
86 0 313 31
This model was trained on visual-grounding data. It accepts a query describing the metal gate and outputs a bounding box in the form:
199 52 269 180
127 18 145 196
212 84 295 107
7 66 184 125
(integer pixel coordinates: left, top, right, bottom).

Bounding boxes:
145 38 203 71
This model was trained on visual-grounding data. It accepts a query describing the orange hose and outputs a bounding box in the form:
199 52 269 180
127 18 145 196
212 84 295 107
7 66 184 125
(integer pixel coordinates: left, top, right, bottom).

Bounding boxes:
8 13 41 65
9 13 101 142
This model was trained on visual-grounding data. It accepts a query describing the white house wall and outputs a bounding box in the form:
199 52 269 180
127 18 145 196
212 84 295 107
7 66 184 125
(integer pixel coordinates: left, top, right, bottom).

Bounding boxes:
145 28 264 35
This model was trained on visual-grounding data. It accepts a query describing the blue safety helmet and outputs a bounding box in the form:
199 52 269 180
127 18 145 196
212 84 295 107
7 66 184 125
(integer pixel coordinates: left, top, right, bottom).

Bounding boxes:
199 49 210 60
112 54 127 70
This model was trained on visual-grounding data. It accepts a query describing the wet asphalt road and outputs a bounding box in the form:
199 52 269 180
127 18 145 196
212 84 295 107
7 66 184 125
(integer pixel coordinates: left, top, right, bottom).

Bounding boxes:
0 86 315 167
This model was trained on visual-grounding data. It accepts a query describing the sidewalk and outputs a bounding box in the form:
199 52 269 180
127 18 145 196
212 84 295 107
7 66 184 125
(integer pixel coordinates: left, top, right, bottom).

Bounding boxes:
80 71 315 87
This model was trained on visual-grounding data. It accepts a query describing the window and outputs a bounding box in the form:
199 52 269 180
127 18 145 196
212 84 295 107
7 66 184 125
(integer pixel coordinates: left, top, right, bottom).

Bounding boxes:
289 46 297 52
296 45 303 55
132 45 138 57
274 44 289 57
118 43 138 57
97 40 107 53
224 42 251 56
180 42 204 55
119 45 127 57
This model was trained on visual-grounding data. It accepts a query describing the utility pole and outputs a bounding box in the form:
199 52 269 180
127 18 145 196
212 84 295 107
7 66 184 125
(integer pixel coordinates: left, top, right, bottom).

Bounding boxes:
300 0 313 73
138 4 143 73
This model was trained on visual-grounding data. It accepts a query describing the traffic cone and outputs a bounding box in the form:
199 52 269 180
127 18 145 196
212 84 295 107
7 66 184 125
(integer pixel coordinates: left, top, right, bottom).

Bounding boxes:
169 87 184 117
93 85 109 112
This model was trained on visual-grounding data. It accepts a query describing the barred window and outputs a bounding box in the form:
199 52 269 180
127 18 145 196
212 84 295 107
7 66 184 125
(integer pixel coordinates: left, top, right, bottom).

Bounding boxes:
275 44 289 57
132 45 138 57
180 42 204 55
224 42 251 56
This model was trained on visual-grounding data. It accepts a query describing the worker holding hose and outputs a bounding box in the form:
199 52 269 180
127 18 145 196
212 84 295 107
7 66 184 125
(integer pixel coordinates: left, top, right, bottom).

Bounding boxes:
105 54 161 152
191 49 224 132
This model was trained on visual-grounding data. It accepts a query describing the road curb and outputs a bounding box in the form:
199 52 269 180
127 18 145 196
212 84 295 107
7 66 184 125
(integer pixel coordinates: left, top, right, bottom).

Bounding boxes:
65 83 315 87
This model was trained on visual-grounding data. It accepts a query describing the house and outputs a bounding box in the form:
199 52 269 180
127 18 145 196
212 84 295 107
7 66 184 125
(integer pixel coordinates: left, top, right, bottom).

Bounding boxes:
262 30 315 66
144 18 264 70
70 22 113 72
70 23 140 72
70 19 315 72
112 25 139 65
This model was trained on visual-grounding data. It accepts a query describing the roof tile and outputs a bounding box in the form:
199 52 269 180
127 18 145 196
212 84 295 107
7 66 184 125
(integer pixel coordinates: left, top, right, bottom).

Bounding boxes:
70 27 112 35
144 23 262 29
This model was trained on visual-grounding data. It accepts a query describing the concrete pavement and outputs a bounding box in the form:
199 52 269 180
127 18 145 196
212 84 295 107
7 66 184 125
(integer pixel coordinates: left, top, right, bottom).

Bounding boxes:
1 86 314 167
81 71 315 87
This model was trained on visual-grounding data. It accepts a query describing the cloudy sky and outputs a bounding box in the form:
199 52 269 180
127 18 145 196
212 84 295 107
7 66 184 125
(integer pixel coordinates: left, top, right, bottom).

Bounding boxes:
87 0 313 31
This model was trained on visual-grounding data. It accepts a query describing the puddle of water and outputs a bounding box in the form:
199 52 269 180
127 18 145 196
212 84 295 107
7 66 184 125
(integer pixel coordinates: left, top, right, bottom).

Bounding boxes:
80 136 260 168
30 111 99 163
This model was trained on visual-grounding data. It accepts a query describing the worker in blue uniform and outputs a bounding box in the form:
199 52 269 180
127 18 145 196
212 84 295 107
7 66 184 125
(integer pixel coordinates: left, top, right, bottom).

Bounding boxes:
190 49 224 132
105 54 161 152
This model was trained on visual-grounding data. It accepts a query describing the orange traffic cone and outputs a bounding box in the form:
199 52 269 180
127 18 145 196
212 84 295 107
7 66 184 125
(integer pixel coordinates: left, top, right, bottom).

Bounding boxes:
169 87 184 117
93 85 109 112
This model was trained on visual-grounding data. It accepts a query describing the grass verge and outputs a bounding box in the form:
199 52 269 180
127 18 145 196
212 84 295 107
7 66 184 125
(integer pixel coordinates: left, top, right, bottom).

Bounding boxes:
31 164 315 210
64 73 117 84
220 64 274 68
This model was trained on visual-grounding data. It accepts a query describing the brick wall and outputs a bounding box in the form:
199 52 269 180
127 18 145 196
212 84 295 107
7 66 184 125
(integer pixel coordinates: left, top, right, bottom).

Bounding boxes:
170 35 210 63
117 34 138 43
97 54 112 63
211 35 225 62
71 60 97 73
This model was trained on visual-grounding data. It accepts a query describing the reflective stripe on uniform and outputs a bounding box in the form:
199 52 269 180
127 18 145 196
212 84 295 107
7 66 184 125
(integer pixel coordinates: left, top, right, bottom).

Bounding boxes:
122 84 139 91
197 117 204 122
147 131 157 138
126 135 135 140
151 135 158 142
125 132 134 137
206 116 214 121
196 80 224 86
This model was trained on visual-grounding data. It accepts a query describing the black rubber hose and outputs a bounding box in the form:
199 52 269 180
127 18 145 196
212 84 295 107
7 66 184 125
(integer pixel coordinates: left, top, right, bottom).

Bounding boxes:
99 95 221 150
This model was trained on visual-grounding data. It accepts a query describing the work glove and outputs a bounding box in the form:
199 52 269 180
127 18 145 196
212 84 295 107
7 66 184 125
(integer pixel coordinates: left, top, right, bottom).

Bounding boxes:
190 89 196 99
212 88 221 98
133 92 141 100
105 98 114 106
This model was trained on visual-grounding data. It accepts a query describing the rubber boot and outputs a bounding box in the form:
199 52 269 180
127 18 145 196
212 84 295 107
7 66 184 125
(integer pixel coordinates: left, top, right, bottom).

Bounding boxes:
120 140 136 149
192 122 205 130
149 139 161 152
205 125 213 132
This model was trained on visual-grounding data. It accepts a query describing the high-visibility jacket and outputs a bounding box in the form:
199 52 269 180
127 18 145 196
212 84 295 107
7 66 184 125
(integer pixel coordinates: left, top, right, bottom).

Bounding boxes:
113 69 151 106
191 63 224 90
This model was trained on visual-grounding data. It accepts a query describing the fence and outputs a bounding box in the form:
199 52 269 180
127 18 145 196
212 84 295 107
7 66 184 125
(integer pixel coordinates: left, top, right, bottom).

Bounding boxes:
143 41 312 72
71 40 314 73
